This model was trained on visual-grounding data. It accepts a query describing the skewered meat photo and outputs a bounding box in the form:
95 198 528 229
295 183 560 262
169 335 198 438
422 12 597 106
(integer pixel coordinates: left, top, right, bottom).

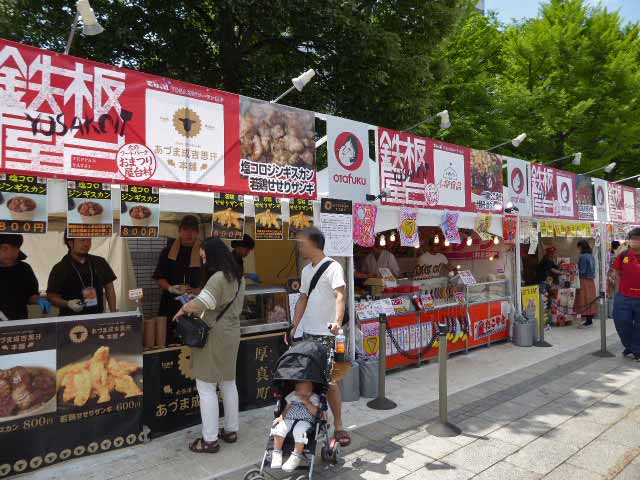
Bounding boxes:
0 365 56 420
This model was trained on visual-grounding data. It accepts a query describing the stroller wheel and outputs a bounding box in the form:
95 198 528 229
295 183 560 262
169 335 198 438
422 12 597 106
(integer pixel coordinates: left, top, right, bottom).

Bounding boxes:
295 476 309 480
242 469 263 480
321 444 340 464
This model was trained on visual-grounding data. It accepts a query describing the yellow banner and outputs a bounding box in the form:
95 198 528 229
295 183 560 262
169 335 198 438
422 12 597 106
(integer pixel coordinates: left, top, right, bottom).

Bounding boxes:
522 285 541 327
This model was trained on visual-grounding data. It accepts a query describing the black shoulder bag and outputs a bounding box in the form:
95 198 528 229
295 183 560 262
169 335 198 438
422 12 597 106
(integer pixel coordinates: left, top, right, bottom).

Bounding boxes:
176 282 241 348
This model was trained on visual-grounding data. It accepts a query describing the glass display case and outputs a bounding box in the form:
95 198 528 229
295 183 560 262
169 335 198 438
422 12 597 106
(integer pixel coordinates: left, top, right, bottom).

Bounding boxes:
464 279 509 304
240 286 290 335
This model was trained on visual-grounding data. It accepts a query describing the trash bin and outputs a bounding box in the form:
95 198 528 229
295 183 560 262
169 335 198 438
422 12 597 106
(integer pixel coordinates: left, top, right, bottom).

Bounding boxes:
340 361 360 402
358 358 379 398
513 320 534 347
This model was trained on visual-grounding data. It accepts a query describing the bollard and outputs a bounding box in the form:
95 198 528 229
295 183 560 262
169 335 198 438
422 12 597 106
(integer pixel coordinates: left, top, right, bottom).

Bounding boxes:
533 284 552 348
427 322 461 437
367 314 397 410
593 292 615 358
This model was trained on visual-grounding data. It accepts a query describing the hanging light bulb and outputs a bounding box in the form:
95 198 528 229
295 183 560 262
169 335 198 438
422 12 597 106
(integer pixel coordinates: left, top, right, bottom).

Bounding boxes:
489 256 494 261
466 236 472 247
414 243 420 249
493 236 499 245
444 238 450 247
434 235 440 244
390 231 396 242
379 235 386 247
456 265 461 270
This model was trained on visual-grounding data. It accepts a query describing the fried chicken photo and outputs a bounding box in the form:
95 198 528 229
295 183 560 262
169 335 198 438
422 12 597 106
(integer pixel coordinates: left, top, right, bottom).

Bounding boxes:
289 212 312 230
255 209 281 229
213 208 243 230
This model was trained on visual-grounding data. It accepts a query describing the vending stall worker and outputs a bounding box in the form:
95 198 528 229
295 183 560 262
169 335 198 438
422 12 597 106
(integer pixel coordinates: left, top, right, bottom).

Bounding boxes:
360 241 400 278
0 234 49 320
613 228 640 360
231 234 260 283
153 214 202 341
47 233 117 316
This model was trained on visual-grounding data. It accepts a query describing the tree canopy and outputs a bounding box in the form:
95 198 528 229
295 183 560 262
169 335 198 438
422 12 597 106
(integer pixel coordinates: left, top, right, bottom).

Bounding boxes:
1 0 639 182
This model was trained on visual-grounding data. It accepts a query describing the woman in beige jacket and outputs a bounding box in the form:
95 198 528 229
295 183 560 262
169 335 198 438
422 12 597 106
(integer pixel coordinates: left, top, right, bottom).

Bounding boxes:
174 237 245 454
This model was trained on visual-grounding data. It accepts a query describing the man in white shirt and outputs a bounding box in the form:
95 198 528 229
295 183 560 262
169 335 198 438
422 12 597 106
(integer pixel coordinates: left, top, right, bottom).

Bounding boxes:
361 244 400 278
290 227 351 447
415 237 451 279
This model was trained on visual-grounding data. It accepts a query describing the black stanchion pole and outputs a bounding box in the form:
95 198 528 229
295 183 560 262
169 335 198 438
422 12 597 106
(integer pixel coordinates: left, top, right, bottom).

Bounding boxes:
593 292 615 358
534 284 552 347
367 314 397 410
427 322 461 437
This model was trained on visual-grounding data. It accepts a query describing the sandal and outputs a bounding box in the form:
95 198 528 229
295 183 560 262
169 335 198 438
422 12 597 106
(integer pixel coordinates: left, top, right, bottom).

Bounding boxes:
334 430 351 447
189 438 220 453
219 429 238 444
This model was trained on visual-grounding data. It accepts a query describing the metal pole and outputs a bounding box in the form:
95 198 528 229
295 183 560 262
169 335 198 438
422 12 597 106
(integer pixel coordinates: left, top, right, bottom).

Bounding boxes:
427 322 461 437
367 314 397 410
64 10 80 55
270 85 296 104
594 223 615 357
346 256 356 362
534 284 552 347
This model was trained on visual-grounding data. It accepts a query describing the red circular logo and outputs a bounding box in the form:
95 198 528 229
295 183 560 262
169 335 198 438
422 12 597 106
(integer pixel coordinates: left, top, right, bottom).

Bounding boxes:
560 182 570 203
116 143 157 182
511 168 524 194
334 132 363 171
596 186 605 206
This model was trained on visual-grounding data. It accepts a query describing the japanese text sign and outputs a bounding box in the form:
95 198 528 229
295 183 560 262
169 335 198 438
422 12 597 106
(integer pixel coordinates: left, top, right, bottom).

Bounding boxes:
0 173 47 234
212 193 244 239
66 181 113 237
119 184 159 238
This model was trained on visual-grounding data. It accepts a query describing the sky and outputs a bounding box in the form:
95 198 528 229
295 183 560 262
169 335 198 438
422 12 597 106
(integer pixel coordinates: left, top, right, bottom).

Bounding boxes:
485 0 640 24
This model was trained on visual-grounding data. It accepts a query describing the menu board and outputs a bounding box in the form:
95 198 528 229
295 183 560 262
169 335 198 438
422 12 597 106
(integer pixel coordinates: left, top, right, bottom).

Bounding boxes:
0 313 143 477
0 174 48 234
319 198 353 257
212 193 244 239
288 199 314 239
254 196 283 240
66 181 113 237
119 185 159 238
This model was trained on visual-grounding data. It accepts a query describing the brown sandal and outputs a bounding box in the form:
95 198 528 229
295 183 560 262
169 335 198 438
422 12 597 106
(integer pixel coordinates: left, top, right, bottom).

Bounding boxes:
334 430 351 447
219 429 238 443
189 438 220 453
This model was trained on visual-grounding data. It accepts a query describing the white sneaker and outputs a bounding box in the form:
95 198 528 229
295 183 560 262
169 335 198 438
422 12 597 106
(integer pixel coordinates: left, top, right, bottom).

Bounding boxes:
282 452 303 472
271 450 283 469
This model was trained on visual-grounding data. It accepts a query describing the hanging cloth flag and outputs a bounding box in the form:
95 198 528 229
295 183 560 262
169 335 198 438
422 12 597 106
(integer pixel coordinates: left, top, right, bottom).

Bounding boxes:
441 211 461 244
353 203 377 247
399 208 418 247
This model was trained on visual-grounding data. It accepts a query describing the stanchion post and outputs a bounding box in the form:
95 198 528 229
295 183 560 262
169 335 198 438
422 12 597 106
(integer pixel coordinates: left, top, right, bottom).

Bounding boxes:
593 292 614 358
427 322 461 437
367 314 397 410
533 284 552 348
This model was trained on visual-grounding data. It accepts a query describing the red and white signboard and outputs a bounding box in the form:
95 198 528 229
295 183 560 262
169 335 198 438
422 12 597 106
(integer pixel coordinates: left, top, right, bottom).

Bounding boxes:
530 163 577 219
326 115 370 202
0 39 317 199
378 128 472 211
506 156 531 217
608 183 625 223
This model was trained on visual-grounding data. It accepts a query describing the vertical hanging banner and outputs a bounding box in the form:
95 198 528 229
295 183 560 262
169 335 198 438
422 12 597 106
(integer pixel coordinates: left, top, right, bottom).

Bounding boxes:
503 214 518 246
470 150 503 212
254 196 283 240
531 164 557 217
441 211 461 244
593 178 609 222
398 208 418 247
608 183 625 223
326 116 371 202
575 175 594 221
66 181 113 237
353 203 377 248
623 186 637 224
555 171 578 219
0 174 48 234
119 185 159 238
506 157 532 217
377 129 472 211
287 199 313 239
319 198 353 257
212 193 244 239
237 97 316 199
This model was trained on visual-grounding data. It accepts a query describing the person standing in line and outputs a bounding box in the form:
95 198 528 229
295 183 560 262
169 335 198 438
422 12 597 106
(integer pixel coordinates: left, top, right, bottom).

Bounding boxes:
613 228 640 360
47 234 117 316
575 240 598 328
290 227 351 447
173 237 245 453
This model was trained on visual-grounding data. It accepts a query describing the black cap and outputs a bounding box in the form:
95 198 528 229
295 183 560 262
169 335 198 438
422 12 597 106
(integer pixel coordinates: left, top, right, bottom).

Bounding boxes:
231 234 255 250
0 234 26 260
179 214 200 230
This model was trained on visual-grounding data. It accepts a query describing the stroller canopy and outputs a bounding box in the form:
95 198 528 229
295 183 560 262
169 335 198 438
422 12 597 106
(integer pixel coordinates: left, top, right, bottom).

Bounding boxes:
272 341 330 387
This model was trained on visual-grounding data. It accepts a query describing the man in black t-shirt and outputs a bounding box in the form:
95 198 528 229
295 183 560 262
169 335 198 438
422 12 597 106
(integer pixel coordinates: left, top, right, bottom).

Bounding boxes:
231 234 257 281
0 234 43 320
47 234 117 316
153 215 202 342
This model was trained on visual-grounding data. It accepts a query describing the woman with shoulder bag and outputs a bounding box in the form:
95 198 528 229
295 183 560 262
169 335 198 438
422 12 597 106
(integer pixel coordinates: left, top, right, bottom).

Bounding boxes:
173 237 245 454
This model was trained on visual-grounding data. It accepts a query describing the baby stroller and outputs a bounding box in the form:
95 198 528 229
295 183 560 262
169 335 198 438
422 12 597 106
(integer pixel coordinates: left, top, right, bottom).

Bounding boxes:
243 341 340 480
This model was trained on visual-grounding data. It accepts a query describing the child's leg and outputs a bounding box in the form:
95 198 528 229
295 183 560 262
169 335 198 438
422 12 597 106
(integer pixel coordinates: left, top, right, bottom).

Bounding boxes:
272 419 292 449
292 421 312 453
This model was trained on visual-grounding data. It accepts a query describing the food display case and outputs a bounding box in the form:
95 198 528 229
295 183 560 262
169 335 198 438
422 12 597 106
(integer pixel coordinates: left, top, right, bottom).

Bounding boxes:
240 286 290 335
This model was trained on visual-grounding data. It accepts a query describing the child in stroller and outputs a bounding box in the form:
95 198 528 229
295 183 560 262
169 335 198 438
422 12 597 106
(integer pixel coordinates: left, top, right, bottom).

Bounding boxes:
244 341 339 480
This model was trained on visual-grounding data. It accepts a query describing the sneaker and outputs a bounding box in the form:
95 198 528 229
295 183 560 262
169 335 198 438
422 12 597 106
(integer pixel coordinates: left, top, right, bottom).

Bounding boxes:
282 452 303 472
577 322 593 329
623 349 633 358
271 450 283 469
635 355 640 363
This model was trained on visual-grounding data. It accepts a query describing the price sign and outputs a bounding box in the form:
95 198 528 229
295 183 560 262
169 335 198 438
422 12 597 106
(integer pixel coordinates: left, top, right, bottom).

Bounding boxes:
120 185 160 238
66 181 113 238
212 193 244 239
0 174 48 234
